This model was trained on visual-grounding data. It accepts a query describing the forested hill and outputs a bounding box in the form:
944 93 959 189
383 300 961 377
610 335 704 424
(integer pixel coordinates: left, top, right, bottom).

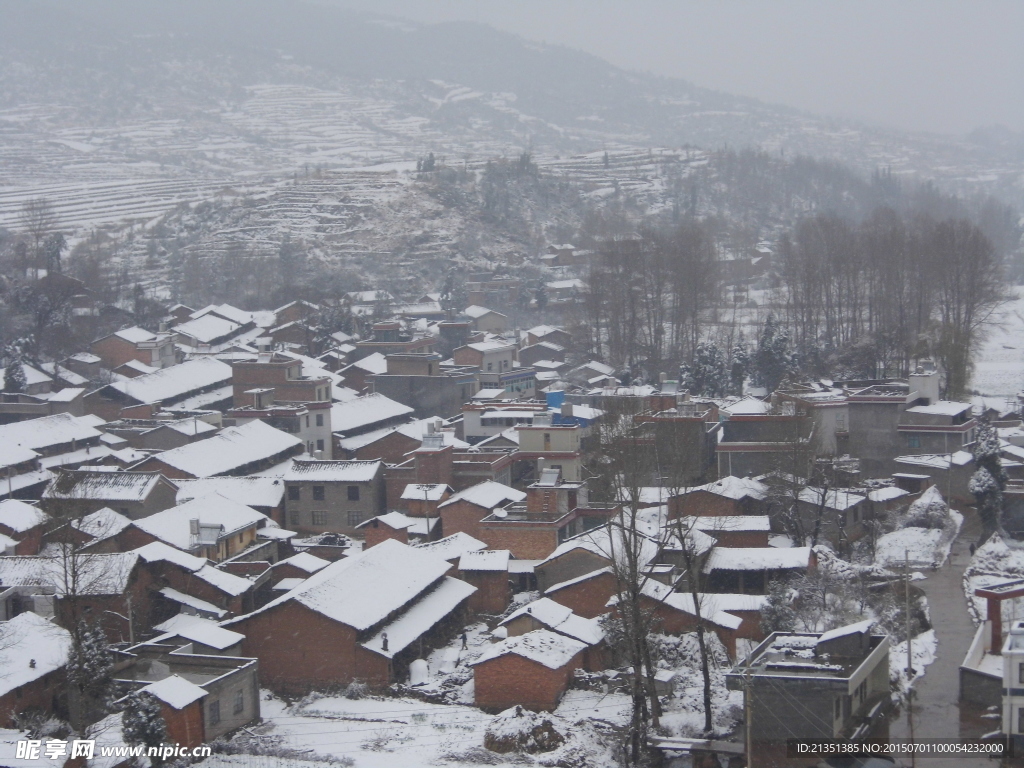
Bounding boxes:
0 0 1020 208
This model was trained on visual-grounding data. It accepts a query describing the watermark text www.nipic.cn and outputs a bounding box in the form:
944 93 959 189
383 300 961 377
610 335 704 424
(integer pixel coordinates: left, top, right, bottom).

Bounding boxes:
15 739 213 760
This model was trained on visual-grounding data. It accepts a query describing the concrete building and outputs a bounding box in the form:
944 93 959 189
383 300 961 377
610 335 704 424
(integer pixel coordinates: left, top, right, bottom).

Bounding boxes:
231 354 333 408
472 629 586 712
91 327 177 371
284 459 385 535
41 469 179 520
370 353 479 418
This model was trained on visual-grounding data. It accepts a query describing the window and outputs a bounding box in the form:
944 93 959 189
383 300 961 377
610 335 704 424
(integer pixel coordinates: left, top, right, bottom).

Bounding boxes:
234 689 245 715
209 700 221 725
288 486 300 501
1018 663 1024 685
289 511 300 526
313 486 325 501
305 415 310 428
316 439 324 452
316 414 324 427
908 435 921 449
347 510 363 527
347 485 360 501
238 533 244 544
312 511 327 526
1019 707 1024 735
487 362 493 371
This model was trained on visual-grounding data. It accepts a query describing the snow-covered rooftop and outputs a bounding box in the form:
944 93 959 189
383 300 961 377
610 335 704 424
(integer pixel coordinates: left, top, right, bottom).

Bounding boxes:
0 612 70 698
905 401 972 416
133 493 267 550
175 314 242 344
141 674 208 709
817 619 875 644
463 305 502 319
499 597 604 645
473 628 587 670
680 515 771 532
437 480 526 510
867 486 910 503
0 552 138 595
723 396 772 416
703 546 813 573
0 499 48 533
113 326 158 344
360 576 476 659
43 469 170 501
0 441 40 470
107 357 232 403
895 451 974 469
797 487 866 511
401 483 450 501
0 412 101 452
148 614 244 651
412 531 486 561
459 549 510 572
275 552 331 574
230 539 451 632
285 459 381 483
331 392 414 434
71 507 132 541
149 420 301 478
175 476 285 508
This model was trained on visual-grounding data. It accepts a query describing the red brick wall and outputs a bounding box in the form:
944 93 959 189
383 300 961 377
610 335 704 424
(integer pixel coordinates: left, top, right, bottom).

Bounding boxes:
668 491 744 519
546 571 617 619
91 336 141 371
363 523 409 549
473 652 581 712
416 447 454 485
129 458 196 480
726 609 765 641
0 669 65 728
353 432 419 464
460 570 510 615
645 597 736 658
234 601 389 694
478 524 559 560
162 700 205 750
440 501 487 540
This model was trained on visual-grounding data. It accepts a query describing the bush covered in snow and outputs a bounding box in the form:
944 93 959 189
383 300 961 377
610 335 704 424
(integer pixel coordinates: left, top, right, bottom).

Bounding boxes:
484 706 565 754
901 486 951 529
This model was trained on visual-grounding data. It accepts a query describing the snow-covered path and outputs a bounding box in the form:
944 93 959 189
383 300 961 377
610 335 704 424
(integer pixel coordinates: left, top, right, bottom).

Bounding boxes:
887 508 992 767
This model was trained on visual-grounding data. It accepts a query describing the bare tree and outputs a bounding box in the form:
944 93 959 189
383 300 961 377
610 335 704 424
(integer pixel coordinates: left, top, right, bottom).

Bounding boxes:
18 198 60 278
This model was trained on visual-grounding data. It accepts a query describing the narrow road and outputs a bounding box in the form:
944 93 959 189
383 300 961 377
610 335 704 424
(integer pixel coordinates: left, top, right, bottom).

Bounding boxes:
887 508 998 767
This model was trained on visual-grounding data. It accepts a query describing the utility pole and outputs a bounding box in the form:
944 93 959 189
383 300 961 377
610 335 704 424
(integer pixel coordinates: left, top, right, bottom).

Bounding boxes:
905 548 916 768
744 660 754 768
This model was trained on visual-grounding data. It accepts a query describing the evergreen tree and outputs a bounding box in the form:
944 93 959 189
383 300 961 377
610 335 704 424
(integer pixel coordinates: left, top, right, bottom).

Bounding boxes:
677 361 694 394
122 691 166 753
44 232 67 273
534 280 549 312
971 417 1007 538
67 622 113 702
760 579 796 634
754 314 791 391
3 345 27 394
690 341 728 397
730 342 749 396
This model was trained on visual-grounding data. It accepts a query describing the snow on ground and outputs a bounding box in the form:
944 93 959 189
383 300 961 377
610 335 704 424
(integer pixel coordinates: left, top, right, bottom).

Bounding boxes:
889 629 938 699
963 532 1024 624
972 286 1024 397
875 510 963 568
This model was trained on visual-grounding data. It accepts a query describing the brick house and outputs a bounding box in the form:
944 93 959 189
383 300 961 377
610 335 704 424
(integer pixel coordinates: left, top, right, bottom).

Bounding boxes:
90 326 178 371
0 499 49 555
677 516 772 548
273 300 321 327
284 459 385 535
356 511 439 548
337 420 465 465
83 358 233 422
42 469 179 520
437 481 526 541
462 306 508 334
525 325 572 349
129 493 268 562
0 612 70 728
269 552 331 586
472 629 586 712
225 539 476 693
452 341 516 375
400 483 452 517
457 550 511 614
497 597 606 671
175 477 286 527
230 353 333 409
667 476 768 519
702 546 816 594
133 420 304 480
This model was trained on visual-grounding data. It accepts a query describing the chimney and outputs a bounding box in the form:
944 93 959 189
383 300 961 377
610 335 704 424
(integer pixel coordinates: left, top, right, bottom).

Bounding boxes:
561 402 574 419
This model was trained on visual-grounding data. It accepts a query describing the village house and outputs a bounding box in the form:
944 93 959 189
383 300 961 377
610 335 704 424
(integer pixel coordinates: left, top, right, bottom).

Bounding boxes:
472 629 587 712
90 326 178 371
330 392 415 441
230 353 333 408
725 620 890 763
142 614 246 657
370 353 480 419
399 482 453 517
667 476 769 518
41 469 179 519
128 493 268 562
496 597 606 671
715 397 814 478
225 391 334 460
64 507 133 553
84 358 233 421
132 420 304 479
452 341 516 374
0 612 70 728
457 549 511 614
284 459 385 535
356 510 439 548
515 411 583 482
795 487 869 548
175 476 286 526
101 417 219 451
269 551 331 587
437 481 527 542
113 647 259 748
225 539 476 693
676 515 771 548
524 325 572 349
702 546 816 594
0 499 49 555
462 305 508 334
411 532 487 569
517 341 566 368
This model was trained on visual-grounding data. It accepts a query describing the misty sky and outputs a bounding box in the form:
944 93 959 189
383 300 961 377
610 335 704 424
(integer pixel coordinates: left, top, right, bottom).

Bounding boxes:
327 0 1024 136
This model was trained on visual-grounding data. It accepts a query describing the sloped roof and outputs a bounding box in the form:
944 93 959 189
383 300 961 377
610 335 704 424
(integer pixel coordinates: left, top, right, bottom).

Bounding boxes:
499 597 604 645
175 315 242 344
107 358 232 404
133 493 267 550
463 305 504 319
285 459 382 483
360 576 476 659
175 476 285 508
401 483 450 501
437 481 525 510
44 470 170 502
71 507 132 541
0 552 138 595
226 539 450 632
0 499 48 533
702 546 813 573
0 612 71 698
149 614 244 651
148 420 301 478
0 441 40 470
687 476 768 501
0 412 102 452
459 550 510 572
112 326 157 344
412 532 486 561
141 675 207 709
473 628 586 670
331 393 414 434
274 552 330 575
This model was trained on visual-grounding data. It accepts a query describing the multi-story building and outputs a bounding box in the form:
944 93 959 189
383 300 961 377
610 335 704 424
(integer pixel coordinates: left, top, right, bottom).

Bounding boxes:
91 326 178 371
283 459 385 535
